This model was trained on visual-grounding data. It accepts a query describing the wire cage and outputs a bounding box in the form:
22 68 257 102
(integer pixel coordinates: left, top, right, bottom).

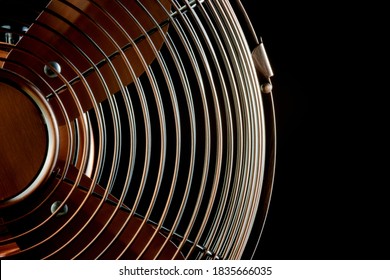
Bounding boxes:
0 0 275 260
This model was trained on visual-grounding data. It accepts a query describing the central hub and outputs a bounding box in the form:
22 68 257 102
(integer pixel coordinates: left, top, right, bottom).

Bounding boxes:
0 81 58 207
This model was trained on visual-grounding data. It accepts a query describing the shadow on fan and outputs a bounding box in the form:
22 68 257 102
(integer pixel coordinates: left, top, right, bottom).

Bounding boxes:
0 0 275 260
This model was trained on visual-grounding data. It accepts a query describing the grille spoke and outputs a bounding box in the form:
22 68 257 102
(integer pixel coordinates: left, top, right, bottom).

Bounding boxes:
0 0 275 260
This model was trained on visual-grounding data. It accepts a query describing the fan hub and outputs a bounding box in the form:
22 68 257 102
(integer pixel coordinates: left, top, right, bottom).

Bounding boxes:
0 81 58 207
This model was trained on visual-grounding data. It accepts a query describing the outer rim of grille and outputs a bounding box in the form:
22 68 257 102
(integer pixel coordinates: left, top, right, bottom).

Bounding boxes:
0 0 275 260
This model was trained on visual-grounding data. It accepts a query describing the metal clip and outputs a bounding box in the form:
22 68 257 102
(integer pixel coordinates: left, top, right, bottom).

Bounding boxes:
252 38 274 93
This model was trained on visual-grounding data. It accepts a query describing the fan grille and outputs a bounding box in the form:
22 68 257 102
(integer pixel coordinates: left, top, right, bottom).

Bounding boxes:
0 0 274 260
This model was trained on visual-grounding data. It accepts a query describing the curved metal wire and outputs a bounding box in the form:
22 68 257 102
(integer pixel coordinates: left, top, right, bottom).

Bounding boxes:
0 0 274 260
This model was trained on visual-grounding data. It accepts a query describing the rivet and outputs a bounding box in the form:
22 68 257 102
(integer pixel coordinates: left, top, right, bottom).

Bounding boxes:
261 82 273 94
44 61 61 78
50 201 68 217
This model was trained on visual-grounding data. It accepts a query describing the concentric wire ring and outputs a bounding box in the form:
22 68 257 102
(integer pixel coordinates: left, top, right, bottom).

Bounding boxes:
0 0 275 260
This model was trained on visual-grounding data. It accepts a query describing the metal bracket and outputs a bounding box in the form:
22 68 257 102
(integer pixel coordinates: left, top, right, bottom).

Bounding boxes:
252 39 274 93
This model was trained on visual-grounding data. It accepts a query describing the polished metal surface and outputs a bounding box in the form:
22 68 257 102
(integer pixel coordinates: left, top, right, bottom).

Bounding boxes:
0 83 48 201
0 0 275 260
0 76 59 208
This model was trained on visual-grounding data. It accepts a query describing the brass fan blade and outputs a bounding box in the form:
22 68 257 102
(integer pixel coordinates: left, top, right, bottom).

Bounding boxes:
3 0 170 124
2 163 183 259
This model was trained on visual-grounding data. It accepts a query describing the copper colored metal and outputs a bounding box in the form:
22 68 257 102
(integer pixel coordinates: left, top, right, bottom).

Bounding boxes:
0 76 58 208
0 0 275 260
0 82 48 201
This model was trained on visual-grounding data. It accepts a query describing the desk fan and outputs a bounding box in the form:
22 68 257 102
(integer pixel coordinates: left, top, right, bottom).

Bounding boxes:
0 0 275 260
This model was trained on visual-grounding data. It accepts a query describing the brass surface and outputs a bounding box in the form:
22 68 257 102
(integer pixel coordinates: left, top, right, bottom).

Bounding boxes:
0 82 48 201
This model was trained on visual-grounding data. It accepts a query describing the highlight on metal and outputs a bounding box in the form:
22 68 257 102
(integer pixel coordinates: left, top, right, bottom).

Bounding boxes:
0 0 275 260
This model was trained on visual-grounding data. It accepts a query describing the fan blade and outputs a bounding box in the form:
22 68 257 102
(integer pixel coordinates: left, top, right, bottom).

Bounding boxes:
0 234 20 257
0 48 8 68
2 164 183 259
3 0 171 124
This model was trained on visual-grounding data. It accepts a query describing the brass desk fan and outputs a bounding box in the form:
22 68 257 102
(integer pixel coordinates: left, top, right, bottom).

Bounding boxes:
0 0 275 260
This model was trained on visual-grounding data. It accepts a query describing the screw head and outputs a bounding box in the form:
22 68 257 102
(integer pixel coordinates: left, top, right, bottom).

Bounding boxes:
44 61 61 78
50 201 68 217
261 82 272 94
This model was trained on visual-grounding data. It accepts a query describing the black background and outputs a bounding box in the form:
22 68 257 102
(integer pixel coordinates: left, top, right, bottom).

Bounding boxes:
240 1 389 259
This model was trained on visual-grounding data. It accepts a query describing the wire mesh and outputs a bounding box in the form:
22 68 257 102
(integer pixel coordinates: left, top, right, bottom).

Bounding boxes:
0 0 274 260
